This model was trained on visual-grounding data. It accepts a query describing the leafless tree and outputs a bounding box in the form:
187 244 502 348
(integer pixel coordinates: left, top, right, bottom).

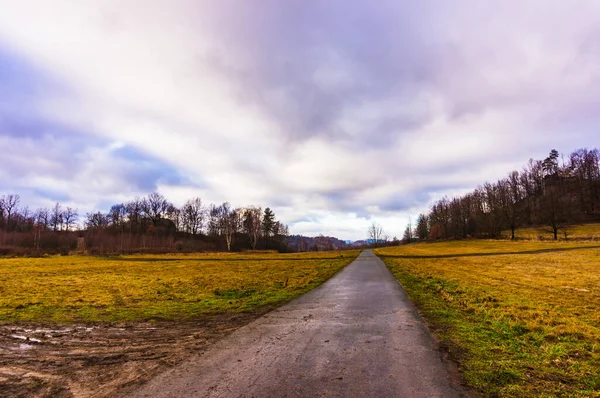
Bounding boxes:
86 211 109 229
540 183 569 240
166 204 181 231
34 208 50 231
570 148 600 213
126 198 143 234
218 203 241 252
367 222 384 247
243 206 262 250
207 204 221 238
51 202 63 231
109 204 127 230
142 192 171 226
272 221 289 249
18 206 34 232
63 207 78 231
181 198 205 235
498 173 523 240
1 194 20 231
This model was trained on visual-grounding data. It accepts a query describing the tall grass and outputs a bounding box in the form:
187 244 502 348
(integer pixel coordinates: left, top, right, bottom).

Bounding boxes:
505 222 600 240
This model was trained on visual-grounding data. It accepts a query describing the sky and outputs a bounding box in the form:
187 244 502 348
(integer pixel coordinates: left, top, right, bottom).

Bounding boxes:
1 1 600 240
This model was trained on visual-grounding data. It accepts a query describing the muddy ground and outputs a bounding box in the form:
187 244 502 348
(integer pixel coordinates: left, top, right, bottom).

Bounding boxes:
0 312 267 398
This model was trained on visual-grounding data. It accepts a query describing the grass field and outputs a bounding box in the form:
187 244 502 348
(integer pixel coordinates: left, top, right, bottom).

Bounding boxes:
506 222 600 240
0 251 359 323
376 241 600 397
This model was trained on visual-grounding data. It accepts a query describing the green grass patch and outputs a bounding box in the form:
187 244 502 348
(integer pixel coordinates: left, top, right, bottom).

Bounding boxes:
0 251 359 323
376 241 600 397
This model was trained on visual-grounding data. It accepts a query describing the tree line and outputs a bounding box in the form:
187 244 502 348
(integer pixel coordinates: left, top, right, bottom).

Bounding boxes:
0 192 291 255
408 148 600 241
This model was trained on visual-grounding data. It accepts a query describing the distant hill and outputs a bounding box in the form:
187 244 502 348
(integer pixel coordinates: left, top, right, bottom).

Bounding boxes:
287 235 348 251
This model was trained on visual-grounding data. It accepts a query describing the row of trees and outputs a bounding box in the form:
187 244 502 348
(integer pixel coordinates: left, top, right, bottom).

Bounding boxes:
0 192 291 254
409 148 600 241
0 195 79 233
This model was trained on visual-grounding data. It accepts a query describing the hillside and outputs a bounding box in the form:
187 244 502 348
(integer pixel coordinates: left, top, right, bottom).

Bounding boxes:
416 148 600 241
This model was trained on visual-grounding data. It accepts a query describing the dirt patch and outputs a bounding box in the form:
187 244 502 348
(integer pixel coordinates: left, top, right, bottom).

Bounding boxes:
0 312 267 398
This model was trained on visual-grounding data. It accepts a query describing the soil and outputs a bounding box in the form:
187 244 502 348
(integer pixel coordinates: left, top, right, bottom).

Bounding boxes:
0 312 267 398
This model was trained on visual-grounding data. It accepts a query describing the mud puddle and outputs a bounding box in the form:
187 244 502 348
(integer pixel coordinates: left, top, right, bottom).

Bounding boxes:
0 312 265 397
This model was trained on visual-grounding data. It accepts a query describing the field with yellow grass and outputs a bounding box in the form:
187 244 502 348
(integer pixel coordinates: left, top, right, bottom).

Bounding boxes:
376 241 600 397
506 222 600 240
0 251 360 323
0 251 359 397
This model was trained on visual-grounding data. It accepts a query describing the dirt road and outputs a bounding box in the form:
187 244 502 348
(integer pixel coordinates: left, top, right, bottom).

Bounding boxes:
129 250 467 397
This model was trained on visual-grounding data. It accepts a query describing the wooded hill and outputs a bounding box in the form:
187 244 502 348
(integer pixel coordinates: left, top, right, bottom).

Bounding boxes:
414 148 600 241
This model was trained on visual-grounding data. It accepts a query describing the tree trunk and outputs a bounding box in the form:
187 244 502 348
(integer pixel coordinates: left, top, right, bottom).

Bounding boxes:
225 235 232 252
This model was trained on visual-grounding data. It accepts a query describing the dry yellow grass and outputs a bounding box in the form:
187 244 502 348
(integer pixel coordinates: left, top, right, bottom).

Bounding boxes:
0 251 359 323
506 222 600 240
376 240 600 397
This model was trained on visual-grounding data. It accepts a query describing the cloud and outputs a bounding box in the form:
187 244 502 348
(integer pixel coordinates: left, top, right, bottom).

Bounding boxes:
1 1 600 239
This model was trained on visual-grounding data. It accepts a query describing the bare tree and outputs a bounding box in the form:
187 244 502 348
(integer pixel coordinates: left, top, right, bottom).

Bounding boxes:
63 207 78 231
34 207 50 231
0 199 4 230
218 203 240 252
181 198 205 235
166 204 181 231
1 194 20 231
51 202 63 231
108 203 127 252
108 204 127 230
243 206 262 250
17 206 34 232
272 221 290 250
207 204 222 238
142 192 171 226
540 184 569 240
367 222 384 247
498 173 523 240
125 198 143 234
569 148 600 213
86 211 109 229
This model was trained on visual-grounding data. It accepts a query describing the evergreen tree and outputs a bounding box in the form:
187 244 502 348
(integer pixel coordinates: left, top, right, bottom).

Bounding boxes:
416 214 429 240
262 207 276 248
